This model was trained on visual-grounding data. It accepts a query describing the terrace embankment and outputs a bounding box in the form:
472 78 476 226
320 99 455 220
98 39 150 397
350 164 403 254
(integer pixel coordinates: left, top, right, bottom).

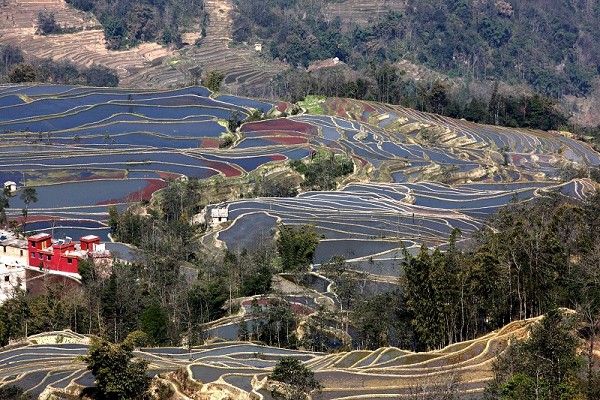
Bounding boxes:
184 0 286 96
0 0 286 91
0 0 185 87
323 0 407 29
0 317 551 399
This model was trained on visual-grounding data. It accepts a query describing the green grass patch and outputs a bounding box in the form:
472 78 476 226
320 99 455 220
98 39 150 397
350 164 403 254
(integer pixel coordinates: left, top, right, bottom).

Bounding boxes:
298 95 326 114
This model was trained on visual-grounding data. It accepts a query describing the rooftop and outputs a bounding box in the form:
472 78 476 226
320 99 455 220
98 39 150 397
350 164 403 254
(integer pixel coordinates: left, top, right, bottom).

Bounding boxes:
211 207 228 218
29 233 52 240
0 230 27 249
80 235 100 241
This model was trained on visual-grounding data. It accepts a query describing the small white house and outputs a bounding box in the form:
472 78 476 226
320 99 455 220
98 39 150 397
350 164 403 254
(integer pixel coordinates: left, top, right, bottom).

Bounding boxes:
3 181 16 194
254 43 263 52
211 206 229 225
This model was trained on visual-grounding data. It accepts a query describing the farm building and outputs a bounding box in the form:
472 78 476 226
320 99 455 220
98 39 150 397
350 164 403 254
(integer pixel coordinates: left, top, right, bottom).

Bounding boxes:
211 205 229 225
3 181 17 194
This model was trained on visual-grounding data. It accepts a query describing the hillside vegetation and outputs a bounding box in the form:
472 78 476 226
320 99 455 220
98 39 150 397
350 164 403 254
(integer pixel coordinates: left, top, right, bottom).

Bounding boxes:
233 0 599 99
232 0 600 133
0 44 118 86
66 0 206 49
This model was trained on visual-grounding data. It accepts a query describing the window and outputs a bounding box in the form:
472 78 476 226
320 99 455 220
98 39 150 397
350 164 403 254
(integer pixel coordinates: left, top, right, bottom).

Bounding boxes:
30 241 35 247
38 253 42 259
31 252 35 258
46 255 52 261
2 246 6 253
4 276 9 282
67 258 73 264
19 250 23 256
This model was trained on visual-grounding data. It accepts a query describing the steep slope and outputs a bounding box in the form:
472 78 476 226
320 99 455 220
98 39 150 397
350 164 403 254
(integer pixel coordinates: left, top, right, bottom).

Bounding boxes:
0 0 186 87
0 0 285 92
184 0 285 96
323 0 407 28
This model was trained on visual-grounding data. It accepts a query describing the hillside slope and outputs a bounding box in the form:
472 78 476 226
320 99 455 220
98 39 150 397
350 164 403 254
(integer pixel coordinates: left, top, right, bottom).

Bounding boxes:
0 0 186 87
229 0 600 128
183 0 286 96
0 0 284 92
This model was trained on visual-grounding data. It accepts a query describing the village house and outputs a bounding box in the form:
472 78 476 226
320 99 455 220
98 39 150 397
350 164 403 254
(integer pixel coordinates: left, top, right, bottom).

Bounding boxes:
27 233 111 274
0 231 113 304
0 231 28 303
3 181 17 194
211 205 229 225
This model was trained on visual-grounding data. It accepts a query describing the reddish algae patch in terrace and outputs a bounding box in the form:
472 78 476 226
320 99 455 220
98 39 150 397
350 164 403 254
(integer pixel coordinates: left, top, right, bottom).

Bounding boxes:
277 102 291 112
337 98 348 111
363 103 376 113
200 138 220 148
242 119 317 136
203 160 243 177
98 179 167 205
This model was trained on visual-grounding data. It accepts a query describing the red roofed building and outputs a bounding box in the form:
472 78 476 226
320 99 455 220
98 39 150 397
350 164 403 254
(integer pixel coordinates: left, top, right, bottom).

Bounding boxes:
28 233 110 274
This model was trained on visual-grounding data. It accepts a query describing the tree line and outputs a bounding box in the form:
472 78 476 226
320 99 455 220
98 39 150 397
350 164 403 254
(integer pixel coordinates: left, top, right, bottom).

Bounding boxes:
66 0 206 49
275 67 569 132
0 44 118 86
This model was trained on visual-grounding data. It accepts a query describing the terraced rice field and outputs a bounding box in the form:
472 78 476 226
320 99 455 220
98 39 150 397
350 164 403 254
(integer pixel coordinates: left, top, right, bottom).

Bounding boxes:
1 84 598 248
213 179 595 282
0 0 185 87
0 0 287 91
1 84 599 398
0 84 294 239
207 96 599 280
0 319 538 398
183 0 286 96
323 0 407 28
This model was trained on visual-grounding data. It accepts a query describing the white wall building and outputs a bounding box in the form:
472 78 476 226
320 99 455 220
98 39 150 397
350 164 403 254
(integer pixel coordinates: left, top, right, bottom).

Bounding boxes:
0 230 27 303
211 206 229 225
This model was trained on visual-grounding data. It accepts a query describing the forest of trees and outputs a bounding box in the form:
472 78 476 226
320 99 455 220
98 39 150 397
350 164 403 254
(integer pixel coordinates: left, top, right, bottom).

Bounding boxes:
66 0 206 49
230 0 600 141
486 308 598 399
232 0 599 100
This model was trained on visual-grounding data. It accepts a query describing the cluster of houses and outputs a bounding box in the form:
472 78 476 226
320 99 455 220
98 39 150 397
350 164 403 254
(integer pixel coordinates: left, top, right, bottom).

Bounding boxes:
0 230 112 303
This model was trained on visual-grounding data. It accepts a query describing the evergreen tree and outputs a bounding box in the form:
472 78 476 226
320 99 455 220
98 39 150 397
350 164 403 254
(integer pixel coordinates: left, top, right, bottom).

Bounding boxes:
487 309 583 400
276 225 321 274
268 357 322 400
83 333 150 400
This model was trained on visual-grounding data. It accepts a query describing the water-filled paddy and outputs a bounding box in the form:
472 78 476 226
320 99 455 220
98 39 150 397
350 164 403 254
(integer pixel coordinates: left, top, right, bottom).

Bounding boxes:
218 212 277 251
1 84 598 314
6 179 153 209
215 95 274 111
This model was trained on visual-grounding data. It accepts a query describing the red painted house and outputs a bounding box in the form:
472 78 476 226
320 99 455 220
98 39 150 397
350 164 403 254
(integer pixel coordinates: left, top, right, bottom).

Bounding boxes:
28 233 108 274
